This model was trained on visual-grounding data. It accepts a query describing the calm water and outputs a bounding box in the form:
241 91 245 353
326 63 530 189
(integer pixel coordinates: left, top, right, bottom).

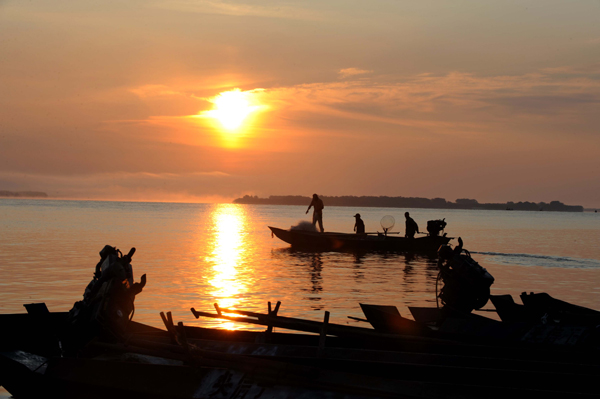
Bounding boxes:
1 199 599 331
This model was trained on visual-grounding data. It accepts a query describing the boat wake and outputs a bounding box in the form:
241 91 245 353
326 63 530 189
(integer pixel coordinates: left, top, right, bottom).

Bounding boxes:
471 251 600 269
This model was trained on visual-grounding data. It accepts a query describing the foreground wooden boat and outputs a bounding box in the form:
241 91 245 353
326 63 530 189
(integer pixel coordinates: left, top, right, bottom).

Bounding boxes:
269 226 452 253
3 303 599 399
187 300 599 397
0 309 432 399
360 295 600 349
1 345 426 399
191 299 600 357
2 244 598 398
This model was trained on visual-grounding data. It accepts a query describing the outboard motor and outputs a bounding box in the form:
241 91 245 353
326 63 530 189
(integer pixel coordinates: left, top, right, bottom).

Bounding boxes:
436 238 494 313
65 245 146 351
427 219 447 237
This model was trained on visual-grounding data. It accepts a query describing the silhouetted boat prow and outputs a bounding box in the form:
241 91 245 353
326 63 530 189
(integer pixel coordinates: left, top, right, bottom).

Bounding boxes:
268 226 452 253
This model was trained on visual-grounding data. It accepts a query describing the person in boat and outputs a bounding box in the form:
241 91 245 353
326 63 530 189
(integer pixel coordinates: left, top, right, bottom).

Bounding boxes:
354 213 365 234
306 193 325 232
404 212 420 238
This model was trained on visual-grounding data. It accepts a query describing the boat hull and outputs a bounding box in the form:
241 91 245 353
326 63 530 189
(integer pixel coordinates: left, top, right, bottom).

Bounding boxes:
2 308 599 399
269 226 451 253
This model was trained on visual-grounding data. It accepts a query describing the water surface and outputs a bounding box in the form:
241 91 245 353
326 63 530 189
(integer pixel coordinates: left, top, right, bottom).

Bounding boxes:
1 199 599 331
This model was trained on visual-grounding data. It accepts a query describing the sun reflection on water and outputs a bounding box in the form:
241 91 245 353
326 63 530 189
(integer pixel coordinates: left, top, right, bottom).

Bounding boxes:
204 204 249 329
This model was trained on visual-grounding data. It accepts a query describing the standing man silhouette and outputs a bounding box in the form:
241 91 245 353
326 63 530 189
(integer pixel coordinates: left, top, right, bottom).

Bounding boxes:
306 194 325 232
404 212 420 238
354 213 365 235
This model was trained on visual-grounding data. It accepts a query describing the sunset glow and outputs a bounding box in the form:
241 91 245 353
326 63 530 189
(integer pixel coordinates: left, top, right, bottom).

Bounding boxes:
1 1 599 207
203 89 263 131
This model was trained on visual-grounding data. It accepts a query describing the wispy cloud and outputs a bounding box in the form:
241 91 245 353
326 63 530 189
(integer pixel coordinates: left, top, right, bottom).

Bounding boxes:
127 66 600 140
338 68 373 79
251 68 600 133
151 0 323 21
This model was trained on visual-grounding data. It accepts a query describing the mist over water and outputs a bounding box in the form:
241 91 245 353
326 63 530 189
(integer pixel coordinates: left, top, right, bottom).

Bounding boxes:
1 199 599 331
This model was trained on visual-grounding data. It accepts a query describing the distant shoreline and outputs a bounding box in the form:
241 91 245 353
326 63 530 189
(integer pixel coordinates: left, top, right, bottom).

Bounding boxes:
0 190 48 198
0 193 589 212
233 195 584 212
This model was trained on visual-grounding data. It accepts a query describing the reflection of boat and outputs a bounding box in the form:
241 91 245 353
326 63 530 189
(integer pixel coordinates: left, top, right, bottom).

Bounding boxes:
269 226 452 253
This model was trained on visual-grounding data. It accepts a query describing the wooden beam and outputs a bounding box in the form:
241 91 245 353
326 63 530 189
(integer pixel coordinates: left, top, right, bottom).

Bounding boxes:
318 311 330 356
190 306 453 344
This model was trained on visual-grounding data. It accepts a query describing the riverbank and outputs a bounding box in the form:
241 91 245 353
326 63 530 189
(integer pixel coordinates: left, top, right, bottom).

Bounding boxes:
234 195 583 212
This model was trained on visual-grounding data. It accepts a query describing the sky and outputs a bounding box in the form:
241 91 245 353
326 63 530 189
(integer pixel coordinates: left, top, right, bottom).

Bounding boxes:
1 0 599 207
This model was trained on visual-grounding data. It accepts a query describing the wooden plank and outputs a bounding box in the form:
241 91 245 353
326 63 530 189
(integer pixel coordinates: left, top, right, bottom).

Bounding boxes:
318 311 330 356
87 338 427 398
190 306 454 345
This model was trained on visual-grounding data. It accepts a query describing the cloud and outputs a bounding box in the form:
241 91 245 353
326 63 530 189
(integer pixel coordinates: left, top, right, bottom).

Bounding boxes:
338 68 373 79
123 66 600 144
484 94 600 115
268 68 600 126
151 0 323 21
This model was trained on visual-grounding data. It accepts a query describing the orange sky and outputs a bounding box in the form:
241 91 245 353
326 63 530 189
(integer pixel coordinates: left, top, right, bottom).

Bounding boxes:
1 1 599 207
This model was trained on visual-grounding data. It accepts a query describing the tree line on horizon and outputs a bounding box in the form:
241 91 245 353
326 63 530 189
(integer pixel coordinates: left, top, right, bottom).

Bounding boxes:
0 190 48 198
233 195 583 212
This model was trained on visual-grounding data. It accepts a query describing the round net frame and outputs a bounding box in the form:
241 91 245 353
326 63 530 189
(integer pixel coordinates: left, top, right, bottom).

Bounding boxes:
380 215 395 235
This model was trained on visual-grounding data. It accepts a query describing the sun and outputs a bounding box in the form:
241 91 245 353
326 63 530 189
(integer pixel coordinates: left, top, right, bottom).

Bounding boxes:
203 88 263 131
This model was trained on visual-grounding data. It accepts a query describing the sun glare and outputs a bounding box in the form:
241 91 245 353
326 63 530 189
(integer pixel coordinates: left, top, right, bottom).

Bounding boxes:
204 204 250 327
203 88 263 131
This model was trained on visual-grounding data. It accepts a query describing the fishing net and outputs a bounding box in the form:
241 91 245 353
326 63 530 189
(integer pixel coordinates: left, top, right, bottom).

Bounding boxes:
380 215 395 233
